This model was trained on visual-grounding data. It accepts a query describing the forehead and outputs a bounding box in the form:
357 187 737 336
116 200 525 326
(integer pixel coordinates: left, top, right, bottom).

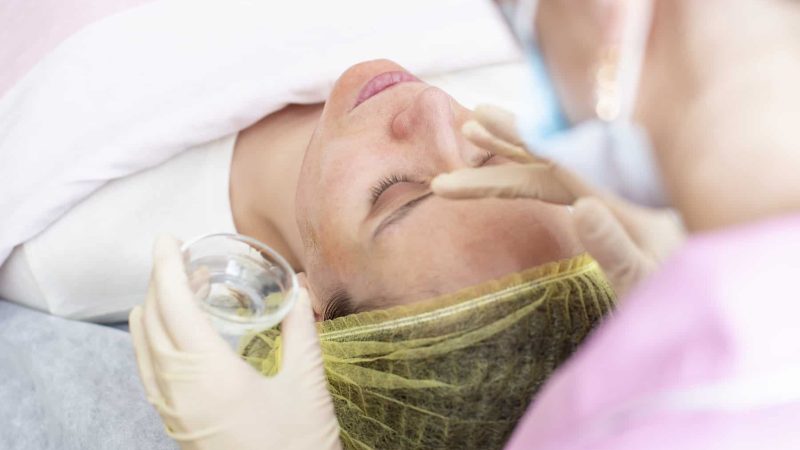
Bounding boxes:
346 197 580 303
373 197 571 259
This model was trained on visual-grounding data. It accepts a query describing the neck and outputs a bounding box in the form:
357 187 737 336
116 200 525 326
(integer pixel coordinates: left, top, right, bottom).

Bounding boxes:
229 104 323 270
638 0 800 231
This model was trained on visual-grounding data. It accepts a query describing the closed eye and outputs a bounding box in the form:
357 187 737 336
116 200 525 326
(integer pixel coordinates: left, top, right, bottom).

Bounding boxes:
370 174 411 205
369 152 494 206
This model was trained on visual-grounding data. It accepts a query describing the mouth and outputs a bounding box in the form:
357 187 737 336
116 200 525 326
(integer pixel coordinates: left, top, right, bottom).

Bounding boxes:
353 70 420 109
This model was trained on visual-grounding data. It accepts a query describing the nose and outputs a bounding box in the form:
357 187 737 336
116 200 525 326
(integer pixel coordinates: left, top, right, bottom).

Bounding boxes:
391 86 487 170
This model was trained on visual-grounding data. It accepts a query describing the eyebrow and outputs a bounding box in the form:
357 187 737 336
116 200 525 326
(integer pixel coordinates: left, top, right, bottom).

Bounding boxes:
373 192 434 238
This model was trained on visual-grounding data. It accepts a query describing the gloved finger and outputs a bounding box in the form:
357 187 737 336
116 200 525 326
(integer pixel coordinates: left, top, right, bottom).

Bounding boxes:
432 164 577 204
152 234 227 353
129 305 164 405
143 271 177 355
141 280 183 410
279 288 325 376
572 197 649 297
462 120 536 164
474 104 525 146
597 192 685 252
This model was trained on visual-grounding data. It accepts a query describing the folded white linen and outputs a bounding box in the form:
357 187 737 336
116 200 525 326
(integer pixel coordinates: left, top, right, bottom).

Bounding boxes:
0 134 237 321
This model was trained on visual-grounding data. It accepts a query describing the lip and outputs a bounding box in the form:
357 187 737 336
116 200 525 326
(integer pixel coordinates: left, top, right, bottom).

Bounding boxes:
353 70 420 109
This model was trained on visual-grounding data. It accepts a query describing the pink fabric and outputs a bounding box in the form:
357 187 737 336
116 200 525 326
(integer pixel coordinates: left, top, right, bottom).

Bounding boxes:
506 213 800 450
0 0 154 98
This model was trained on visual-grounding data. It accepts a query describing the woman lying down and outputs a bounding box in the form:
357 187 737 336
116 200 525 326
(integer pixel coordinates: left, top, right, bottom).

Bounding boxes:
131 59 616 450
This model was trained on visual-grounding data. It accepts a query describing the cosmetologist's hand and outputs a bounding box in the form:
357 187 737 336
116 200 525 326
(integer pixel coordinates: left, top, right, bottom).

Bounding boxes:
432 105 684 297
129 235 341 450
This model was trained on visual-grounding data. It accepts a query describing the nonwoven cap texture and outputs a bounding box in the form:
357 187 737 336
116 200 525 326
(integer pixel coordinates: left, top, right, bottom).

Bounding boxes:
242 253 616 450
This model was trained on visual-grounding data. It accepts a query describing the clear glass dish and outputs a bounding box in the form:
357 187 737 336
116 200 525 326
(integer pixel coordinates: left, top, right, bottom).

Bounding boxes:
181 233 298 346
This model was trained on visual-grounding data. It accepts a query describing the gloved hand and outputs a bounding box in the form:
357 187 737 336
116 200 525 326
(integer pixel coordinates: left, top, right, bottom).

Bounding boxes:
129 235 341 450
433 105 684 297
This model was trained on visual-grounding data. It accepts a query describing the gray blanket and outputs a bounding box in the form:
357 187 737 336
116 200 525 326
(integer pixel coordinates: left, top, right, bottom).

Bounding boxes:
0 300 176 450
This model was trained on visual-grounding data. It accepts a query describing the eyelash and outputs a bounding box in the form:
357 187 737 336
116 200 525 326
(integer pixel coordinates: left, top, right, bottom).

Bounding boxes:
370 174 411 205
369 153 492 205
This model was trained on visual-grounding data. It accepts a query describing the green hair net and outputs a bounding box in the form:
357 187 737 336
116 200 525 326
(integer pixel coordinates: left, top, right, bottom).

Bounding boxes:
241 253 615 449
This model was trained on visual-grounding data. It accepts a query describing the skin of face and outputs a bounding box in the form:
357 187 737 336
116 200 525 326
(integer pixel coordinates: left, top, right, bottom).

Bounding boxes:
295 59 584 316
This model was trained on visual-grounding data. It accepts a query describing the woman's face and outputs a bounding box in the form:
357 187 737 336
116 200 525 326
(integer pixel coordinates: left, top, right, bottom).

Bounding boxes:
296 60 583 317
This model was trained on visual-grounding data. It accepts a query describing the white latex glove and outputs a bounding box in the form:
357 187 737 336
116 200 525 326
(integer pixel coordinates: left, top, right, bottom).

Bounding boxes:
129 235 341 450
432 105 684 297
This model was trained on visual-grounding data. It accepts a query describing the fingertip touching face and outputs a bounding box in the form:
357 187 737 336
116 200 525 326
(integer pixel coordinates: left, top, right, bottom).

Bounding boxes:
296 59 583 319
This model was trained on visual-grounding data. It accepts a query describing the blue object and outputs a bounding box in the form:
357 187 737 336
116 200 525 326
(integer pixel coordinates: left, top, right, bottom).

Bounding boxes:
517 42 570 147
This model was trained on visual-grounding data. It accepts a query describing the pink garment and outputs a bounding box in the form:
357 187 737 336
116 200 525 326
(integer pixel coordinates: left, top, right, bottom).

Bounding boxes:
506 213 800 450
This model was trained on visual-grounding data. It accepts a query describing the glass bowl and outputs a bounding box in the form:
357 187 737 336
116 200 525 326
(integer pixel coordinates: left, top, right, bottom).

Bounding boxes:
181 233 298 344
